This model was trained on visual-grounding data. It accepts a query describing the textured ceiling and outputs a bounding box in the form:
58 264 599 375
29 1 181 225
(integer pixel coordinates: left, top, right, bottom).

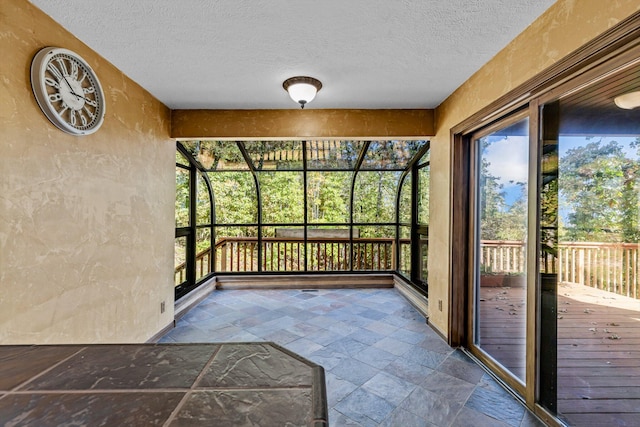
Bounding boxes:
29 0 556 110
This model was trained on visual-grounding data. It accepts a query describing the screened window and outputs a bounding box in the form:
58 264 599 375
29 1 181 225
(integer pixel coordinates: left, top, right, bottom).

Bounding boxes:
177 140 430 291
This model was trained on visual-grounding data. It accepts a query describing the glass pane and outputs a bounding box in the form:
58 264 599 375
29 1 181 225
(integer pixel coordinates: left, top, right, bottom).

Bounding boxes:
180 140 248 170
174 236 187 286
418 165 430 225
196 173 211 226
175 167 190 227
208 172 257 224
418 232 428 286
360 140 427 170
548 63 640 424
399 174 411 224
307 225 351 271
399 226 411 277
244 141 303 170
307 171 352 223
306 140 364 169
215 226 258 272
353 225 395 271
262 226 305 272
475 116 529 382
353 171 401 223
195 227 212 281
176 149 190 166
259 172 304 223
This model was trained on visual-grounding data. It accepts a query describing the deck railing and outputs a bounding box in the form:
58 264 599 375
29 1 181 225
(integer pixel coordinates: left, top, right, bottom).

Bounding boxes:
480 240 640 300
175 236 409 284
215 237 402 272
175 238 639 300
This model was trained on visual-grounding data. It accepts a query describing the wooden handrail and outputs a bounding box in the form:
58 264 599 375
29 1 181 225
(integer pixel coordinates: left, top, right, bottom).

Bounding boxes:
480 240 639 300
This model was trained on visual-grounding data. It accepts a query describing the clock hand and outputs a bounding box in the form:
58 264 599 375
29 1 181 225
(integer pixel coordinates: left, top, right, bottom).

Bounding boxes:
61 75 88 101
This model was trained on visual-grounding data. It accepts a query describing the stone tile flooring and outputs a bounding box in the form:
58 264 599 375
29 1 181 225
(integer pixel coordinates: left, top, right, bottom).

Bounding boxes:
160 288 545 427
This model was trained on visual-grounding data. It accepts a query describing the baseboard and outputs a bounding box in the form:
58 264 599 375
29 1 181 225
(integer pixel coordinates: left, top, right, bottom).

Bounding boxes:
215 273 394 290
146 320 176 343
393 275 429 321
174 277 217 320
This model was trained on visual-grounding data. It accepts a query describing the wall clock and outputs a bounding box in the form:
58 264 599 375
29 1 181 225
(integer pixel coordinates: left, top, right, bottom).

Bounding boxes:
30 47 105 136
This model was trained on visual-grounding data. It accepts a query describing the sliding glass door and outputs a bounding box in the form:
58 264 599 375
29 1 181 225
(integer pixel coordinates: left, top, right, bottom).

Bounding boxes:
471 113 530 386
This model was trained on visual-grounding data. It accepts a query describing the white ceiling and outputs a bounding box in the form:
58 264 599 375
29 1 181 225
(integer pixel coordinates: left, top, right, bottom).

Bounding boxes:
29 0 556 110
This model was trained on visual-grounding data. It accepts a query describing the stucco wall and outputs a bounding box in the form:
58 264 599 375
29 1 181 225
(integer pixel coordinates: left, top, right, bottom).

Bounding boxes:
428 0 640 336
0 0 175 343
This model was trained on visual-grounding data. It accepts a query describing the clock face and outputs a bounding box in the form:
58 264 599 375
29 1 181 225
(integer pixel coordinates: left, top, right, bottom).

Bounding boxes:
31 47 105 135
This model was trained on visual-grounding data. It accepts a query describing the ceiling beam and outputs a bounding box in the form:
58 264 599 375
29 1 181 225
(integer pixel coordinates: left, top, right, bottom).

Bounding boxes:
171 109 435 139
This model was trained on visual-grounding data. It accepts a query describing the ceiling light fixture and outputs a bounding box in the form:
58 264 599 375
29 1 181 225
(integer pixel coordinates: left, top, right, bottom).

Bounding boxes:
283 76 322 109
614 91 640 109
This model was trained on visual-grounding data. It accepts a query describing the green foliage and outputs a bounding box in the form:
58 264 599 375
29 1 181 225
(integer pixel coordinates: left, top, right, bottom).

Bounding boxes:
307 172 351 223
478 136 528 241
175 167 190 227
559 138 639 242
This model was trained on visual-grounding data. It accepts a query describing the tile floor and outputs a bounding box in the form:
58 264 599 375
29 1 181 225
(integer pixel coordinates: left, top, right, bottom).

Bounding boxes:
160 288 545 427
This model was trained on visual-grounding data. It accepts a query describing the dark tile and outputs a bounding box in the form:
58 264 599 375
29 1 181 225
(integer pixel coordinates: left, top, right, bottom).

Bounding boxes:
334 388 395 425
373 336 413 356
392 329 426 345
353 346 397 369
330 358 379 386
362 372 416 406
417 334 455 354
400 385 462 426
451 406 512 427
465 385 526 427
165 323 214 342
171 389 312 427
198 343 312 388
0 346 81 390
0 392 183 426
380 407 434 427
24 344 216 390
401 346 447 369
437 355 485 384
420 371 476 403
385 357 434 385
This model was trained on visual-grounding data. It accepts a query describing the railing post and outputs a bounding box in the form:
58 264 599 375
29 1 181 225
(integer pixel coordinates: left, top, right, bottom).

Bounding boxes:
221 243 227 272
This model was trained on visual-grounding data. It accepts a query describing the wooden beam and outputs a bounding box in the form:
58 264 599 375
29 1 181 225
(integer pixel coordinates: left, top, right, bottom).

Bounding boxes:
171 109 435 139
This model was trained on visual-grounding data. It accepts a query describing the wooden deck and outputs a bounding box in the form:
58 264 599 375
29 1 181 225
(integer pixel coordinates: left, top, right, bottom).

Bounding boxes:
478 282 640 427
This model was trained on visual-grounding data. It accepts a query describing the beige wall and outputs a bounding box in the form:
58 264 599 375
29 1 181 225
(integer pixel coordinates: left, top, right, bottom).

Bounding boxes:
0 0 175 343
172 109 435 139
428 0 640 336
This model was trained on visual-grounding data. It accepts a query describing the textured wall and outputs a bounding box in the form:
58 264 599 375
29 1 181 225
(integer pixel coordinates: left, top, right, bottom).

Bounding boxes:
0 0 175 343
428 0 640 336
172 109 435 139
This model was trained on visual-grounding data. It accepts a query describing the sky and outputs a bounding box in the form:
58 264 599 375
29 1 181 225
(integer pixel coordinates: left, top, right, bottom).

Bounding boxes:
482 134 639 212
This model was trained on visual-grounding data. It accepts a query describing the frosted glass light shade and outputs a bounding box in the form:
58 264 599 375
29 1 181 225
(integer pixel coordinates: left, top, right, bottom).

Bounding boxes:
614 91 640 109
283 76 322 109
287 83 318 104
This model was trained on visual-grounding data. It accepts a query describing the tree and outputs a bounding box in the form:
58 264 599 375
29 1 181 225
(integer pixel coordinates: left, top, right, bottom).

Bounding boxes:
559 139 639 242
